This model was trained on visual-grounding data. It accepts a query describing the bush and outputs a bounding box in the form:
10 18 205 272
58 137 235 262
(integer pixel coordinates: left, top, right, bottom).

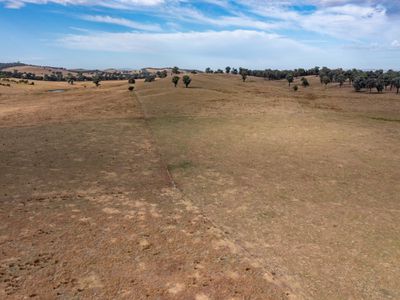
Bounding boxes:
144 75 156 82
293 85 298 91
128 86 134 91
301 77 309 87
182 75 192 88
128 78 136 84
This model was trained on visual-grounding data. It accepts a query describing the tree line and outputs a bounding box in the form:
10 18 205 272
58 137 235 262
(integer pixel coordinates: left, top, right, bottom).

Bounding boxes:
206 66 400 93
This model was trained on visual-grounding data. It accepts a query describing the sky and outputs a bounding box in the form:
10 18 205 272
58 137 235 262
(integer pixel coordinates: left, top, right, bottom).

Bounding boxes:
0 0 400 70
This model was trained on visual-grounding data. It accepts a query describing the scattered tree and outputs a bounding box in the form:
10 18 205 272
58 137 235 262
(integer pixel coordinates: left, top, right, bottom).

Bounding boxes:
172 66 180 74
231 68 238 75
182 75 192 88
376 80 384 93
93 75 101 87
336 74 346 87
172 76 180 87
322 76 331 87
286 74 294 86
393 77 400 94
225 66 231 74
301 77 309 87
365 78 376 93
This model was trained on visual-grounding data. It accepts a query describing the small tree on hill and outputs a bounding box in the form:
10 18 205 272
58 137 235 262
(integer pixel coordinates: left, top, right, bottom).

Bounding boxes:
172 76 180 87
225 66 231 74
182 75 191 88
286 74 294 86
301 77 309 87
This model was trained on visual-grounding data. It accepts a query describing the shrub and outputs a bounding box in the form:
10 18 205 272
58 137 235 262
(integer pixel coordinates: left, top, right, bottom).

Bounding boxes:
128 86 134 91
182 75 192 88
301 77 309 87
293 85 298 91
128 78 136 84
144 75 156 82
172 76 180 87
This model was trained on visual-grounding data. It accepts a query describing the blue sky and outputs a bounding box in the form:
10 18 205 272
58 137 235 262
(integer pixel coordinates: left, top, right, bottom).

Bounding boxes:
1 0 400 70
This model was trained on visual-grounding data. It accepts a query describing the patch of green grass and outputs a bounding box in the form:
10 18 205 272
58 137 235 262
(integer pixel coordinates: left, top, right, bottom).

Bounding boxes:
167 160 193 171
369 117 400 123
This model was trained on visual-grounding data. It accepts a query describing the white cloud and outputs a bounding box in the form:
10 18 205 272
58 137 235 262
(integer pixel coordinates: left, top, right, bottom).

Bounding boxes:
80 15 161 31
0 0 164 9
57 29 324 68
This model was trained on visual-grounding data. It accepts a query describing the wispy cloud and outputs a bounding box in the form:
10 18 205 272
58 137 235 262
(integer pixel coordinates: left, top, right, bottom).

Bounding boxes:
80 15 161 32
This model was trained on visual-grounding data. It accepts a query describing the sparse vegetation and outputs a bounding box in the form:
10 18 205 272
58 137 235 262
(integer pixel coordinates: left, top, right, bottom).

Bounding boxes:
293 85 298 91
128 86 134 91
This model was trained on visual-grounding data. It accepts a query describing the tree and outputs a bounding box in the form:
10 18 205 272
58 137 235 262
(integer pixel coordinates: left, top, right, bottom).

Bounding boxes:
365 78 376 93
128 78 136 84
231 68 238 75
225 66 231 74
301 77 309 87
353 77 365 92
376 80 384 93
128 86 134 91
144 75 156 82
286 74 294 86
393 77 400 94
93 75 101 87
293 85 298 91
172 76 180 87
182 75 192 88
336 74 346 87
172 66 180 74
322 76 331 87
205 67 213 74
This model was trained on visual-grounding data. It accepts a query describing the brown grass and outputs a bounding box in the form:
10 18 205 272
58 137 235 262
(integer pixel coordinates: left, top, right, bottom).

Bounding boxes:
1 74 399 299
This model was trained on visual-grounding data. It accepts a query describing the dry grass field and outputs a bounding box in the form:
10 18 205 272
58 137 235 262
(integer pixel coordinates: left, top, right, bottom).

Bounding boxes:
1 74 399 299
